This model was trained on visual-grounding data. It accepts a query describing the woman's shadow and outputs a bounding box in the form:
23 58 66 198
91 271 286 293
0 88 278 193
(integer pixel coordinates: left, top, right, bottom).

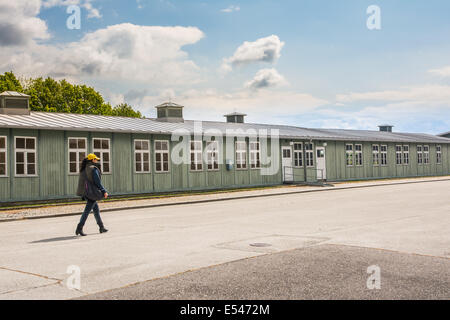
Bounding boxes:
30 236 80 243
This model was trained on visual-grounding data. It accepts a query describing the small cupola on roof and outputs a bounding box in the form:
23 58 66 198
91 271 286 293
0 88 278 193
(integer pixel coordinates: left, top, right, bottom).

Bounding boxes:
378 124 394 132
0 91 30 115
155 102 184 123
224 112 247 123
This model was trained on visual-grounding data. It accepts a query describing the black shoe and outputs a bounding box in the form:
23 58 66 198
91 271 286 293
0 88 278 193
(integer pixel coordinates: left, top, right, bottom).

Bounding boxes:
76 224 87 236
99 226 108 234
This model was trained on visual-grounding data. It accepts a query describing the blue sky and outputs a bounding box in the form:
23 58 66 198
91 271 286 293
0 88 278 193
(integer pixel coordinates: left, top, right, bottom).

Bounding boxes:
1 0 450 134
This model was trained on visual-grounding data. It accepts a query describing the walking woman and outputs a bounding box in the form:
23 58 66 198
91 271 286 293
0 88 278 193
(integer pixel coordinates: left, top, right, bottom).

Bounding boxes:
76 153 109 236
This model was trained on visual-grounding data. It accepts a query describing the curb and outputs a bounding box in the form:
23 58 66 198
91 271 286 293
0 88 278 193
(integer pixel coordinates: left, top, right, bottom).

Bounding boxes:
1 178 449 223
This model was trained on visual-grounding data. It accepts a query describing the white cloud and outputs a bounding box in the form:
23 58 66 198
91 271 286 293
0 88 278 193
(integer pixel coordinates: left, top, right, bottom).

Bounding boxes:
429 66 450 77
336 85 450 103
0 23 205 85
221 35 285 72
245 68 288 90
0 0 50 46
42 0 102 19
221 5 240 13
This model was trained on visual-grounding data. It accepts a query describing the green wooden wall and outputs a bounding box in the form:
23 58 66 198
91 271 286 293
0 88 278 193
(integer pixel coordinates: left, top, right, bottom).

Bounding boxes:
0 128 448 202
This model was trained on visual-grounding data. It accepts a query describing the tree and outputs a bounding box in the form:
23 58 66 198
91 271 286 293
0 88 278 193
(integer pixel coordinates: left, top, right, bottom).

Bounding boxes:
0 71 23 92
0 71 143 118
111 103 143 118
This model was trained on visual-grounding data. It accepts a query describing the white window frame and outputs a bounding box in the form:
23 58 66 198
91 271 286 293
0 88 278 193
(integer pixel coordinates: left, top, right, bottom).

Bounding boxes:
380 145 387 166
423 145 430 164
345 144 354 167
305 143 314 167
235 141 247 170
190 140 203 171
403 145 409 165
417 145 423 165
14 136 38 177
293 143 303 167
355 144 363 166
134 139 151 173
395 145 402 165
92 138 111 174
206 141 219 171
372 145 380 166
436 145 442 165
68 137 87 174
0 136 7 177
249 141 261 169
154 140 170 173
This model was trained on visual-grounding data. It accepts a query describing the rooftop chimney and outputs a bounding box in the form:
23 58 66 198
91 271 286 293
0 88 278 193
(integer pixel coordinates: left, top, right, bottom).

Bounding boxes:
155 102 184 123
378 124 394 132
224 112 246 123
0 91 30 115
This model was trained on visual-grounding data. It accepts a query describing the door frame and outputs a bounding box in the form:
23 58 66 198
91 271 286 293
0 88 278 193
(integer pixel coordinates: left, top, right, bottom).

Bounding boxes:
316 146 326 180
281 146 293 182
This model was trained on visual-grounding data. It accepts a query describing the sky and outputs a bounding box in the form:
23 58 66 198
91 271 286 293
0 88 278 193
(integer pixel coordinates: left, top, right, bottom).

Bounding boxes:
1 0 450 134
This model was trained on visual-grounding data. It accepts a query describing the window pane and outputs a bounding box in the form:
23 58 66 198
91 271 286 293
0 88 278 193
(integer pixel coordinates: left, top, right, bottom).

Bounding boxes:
79 152 85 160
16 163 24 174
27 164 36 175
0 137 5 149
69 152 77 162
142 141 149 150
70 163 77 173
156 163 161 171
16 152 24 163
163 153 168 162
0 164 5 175
26 139 35 149
101 140 109 149
156 153 161 162
16 138 25 149
143 162 149 172
103 163 110 172
103 152 110 162
155 141 161 150
136 153 141 161
69 139 77 149
161 142 168 150
136 163 141 172
143 153 149 162
78 139 86 149
135 141 142 150
0 152 5 163
163 163 168 171
94 139 101 149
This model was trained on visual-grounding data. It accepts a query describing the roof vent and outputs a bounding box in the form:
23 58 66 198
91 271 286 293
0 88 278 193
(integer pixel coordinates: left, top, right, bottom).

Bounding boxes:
0 91 30 115
155 102 184 123
224 112 246 123
378 124 394 132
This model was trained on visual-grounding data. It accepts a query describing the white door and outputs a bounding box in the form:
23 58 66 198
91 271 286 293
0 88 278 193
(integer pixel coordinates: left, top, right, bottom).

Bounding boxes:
316 146 326 180
282 146 293 182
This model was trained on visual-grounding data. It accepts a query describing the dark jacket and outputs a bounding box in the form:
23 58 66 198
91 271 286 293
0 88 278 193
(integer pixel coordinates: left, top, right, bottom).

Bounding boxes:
77 162 107 199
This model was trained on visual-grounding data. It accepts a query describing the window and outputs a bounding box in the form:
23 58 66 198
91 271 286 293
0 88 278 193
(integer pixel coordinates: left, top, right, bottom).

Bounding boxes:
93 138 111 173
395 145 402 165
305 143 314 167
437 145 442 164
0 136 6 176
249 141 261 169
206 141 219 170
355 144 363 166
345 144 353 166
235 141 247 169
15 137 37 176
68 138 87 174
423 145 430 164
134 139 150 173
417 145 423 165
190 141 203 171
403 145 409 165
381 145 387 166
372 145 380 166
293 143 303 167
155 140 169 172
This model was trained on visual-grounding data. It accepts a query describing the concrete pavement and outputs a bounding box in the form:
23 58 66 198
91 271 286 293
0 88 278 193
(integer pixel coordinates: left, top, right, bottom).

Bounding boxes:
0 179 449 299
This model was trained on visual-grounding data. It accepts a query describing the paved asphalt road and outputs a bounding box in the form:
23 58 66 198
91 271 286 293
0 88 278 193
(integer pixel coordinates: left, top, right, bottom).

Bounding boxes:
0 179 449 299
81 244 450 300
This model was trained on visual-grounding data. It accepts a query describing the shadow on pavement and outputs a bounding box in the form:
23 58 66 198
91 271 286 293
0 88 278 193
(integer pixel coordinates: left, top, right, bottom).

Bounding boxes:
30 236 79 243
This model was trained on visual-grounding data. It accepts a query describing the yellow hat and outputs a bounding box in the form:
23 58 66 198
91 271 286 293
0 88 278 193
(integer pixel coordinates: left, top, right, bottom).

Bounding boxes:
87 153 100 161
